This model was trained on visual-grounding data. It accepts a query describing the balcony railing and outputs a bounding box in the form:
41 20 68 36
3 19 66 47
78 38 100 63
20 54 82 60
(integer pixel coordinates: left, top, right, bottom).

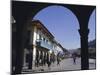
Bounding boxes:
36 39 53 50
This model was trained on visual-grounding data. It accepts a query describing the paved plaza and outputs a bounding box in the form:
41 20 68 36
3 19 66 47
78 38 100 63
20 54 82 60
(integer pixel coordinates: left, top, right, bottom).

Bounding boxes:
22 58 96 73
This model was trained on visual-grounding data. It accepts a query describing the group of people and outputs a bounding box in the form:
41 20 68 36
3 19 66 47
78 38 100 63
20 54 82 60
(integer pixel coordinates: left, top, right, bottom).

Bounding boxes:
34 50 78 71
35 50 62 69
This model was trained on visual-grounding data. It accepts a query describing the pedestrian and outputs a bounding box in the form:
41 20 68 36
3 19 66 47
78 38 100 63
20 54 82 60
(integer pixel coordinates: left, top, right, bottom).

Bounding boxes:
72 53 77 64
57 52 61 65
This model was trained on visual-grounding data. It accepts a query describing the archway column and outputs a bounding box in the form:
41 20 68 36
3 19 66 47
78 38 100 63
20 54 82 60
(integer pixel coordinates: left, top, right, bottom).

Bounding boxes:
79 24 89 70
28 30 34 69
79 8 95 70
12 1 34 73
13 19 28 74
66 6 95 70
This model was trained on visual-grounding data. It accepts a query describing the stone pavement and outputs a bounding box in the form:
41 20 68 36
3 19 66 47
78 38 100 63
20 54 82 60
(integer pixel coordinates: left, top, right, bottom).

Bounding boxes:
22 58 96 73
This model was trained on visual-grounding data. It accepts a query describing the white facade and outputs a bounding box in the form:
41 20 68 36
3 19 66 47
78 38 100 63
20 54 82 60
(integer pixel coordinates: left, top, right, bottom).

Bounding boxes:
52 41 63 55
23 20 64 68
56 45 63 52
31 20 54 67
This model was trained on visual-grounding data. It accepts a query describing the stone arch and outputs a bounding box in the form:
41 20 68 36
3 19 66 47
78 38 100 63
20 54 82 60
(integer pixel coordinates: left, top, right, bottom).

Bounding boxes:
28 3 95 70
32 4 79 21
33 5 80 49
12 1 96 74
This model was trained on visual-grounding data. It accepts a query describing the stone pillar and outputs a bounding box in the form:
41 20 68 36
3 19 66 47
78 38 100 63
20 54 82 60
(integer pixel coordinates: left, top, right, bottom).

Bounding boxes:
32 26 37 67
43 51 44 63
23 48 27 68
13 17 28 74
79 28 89 70
28 50 33 69
38 50 41 65
28 31 33 69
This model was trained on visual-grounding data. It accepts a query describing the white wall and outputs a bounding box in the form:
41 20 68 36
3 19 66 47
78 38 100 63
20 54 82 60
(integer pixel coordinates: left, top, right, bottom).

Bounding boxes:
37 29 54 50
56 45 63 52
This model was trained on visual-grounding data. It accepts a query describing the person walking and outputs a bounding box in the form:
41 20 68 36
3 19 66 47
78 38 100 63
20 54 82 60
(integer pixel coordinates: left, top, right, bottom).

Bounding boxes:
57 52 61 66
72 53 77 64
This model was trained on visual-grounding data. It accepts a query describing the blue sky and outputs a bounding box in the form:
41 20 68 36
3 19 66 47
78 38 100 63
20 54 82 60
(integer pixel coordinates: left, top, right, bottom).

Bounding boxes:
33 6 96 49
88 9 96 41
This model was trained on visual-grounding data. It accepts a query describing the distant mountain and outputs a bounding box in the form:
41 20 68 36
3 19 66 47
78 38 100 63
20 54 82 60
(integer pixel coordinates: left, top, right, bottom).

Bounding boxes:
88 39 96 59
88 39 96 48
68 49 78 54
70 39 96 58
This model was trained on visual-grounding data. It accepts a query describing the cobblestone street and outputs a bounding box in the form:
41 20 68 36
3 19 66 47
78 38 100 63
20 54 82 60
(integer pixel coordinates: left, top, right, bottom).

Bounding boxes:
22 58 96 73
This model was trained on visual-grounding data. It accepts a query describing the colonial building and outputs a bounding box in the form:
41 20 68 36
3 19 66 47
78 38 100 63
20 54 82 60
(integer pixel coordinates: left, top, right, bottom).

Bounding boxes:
53 41 64 55
22 20 65 69
12 18 64 70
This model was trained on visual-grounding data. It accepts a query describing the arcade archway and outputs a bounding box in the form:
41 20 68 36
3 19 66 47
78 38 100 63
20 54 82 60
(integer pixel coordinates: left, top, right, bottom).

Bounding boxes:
12 1 95 74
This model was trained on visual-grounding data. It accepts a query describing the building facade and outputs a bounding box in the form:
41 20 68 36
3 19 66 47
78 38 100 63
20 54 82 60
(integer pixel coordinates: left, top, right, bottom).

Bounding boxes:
23 20 64 69
12 17 65 71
